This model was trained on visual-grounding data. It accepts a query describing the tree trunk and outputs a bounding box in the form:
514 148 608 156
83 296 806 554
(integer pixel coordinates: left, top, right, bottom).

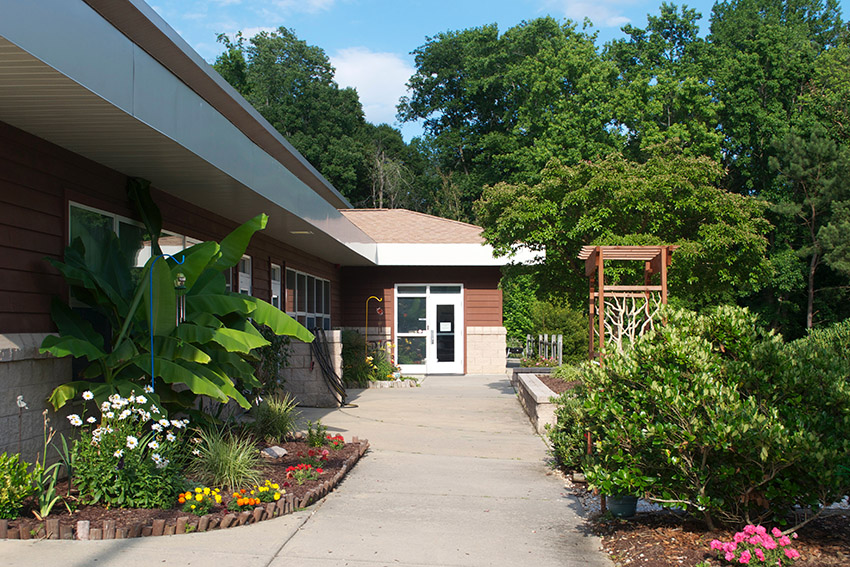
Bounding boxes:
806 251 819 329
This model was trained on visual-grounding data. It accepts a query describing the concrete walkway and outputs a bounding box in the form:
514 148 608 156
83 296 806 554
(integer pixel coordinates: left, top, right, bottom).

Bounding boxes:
0 374 611 567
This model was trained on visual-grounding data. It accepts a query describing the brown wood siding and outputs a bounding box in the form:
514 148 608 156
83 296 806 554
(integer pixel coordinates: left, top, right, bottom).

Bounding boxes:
0 120 341 333
339 266 503 330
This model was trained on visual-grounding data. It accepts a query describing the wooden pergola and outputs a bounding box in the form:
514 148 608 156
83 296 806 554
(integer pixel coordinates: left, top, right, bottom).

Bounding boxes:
579 245 677 359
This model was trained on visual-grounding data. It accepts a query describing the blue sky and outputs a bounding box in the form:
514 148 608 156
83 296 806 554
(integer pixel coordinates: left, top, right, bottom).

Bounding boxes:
150 0 847 141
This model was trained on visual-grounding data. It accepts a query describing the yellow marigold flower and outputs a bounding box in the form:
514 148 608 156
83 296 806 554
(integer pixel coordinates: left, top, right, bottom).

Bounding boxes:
195 493 203 501
203 487 210 495
191 504 196 509
274 492 281 500
195 487 202 493
272 483 279 490
215 494 222 503
233 493 239 499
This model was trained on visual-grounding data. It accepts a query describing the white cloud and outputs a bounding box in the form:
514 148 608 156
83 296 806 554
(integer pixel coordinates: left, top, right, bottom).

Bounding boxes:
544 0 633 28
330 47 415 127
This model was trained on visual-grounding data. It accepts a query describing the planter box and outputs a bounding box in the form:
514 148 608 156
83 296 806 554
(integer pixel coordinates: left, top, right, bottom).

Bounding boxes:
510 368 557 434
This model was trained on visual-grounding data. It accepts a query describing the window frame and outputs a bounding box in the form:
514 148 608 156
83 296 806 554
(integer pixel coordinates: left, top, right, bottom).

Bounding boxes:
285 267 331 330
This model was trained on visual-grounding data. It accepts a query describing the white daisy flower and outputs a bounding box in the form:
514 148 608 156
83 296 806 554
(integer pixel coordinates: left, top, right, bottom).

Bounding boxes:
100 401 111 412
170 420 182 428
143 385 154 393
86 416 97 424
152 423 163 432
147 440 159 450
119 409 131 420
150 406 160 414
82 391 94 400
142 411 152 422
192 449 201 457
135 395 147 405
105 411 114 419
67 414 83 427
113 449 124 458
125 435 138 450
158 419 170 427
166 432 176 442
104 426 114 434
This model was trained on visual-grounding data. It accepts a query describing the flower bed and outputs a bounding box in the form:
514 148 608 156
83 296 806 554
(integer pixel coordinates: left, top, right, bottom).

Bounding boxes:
0 437 369 541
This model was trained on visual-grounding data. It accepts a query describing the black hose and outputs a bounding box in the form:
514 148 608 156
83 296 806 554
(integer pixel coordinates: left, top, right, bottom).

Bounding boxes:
310 328 348 406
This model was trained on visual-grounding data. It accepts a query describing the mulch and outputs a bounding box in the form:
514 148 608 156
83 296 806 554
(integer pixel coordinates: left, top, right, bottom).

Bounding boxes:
536 373 580 395
6 438 364 538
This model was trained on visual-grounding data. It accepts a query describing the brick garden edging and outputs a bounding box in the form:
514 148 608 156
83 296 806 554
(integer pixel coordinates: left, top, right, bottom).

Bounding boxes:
0 439 369 541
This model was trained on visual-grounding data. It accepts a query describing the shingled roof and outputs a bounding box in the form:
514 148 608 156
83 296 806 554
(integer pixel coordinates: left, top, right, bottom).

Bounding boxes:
339 209 486 244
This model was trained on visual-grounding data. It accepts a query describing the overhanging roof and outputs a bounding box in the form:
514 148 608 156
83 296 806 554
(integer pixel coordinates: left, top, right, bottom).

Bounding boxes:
0 0 378 266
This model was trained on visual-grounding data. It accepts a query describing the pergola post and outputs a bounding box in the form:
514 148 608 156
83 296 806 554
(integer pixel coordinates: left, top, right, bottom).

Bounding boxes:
579 245 677 360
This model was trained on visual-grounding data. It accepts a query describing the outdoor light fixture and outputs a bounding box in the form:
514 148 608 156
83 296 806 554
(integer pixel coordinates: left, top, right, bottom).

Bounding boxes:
175 272 187 325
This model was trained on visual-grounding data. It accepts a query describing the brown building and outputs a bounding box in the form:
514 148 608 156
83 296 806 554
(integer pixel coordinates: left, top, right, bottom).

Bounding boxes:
0 0 521 461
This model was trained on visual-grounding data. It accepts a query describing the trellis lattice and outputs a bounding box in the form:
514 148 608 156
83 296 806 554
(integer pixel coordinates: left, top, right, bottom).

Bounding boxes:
595 292 663 353
579 245 677 360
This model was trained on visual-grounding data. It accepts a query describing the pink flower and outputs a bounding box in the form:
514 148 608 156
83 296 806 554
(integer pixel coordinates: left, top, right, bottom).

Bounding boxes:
778 535 791 546
738 550 751 564
763 537 778 550
710 539 723 551
724 542 738 553
743 525 757 536
754 548 765 561
784 548 801 560
771 527 783 538
725 552 736 562
734 532 747 543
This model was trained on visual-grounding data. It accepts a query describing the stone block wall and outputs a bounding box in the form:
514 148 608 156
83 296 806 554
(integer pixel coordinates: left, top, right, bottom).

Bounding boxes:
466 326 507 374
0 333 73 465
281 330 344 408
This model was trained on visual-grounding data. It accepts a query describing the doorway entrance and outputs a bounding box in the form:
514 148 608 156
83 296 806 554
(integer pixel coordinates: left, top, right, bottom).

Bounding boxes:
395 284 464 374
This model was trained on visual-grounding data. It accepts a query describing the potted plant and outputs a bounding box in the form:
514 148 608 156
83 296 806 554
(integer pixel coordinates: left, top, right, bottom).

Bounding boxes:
586 464 654 518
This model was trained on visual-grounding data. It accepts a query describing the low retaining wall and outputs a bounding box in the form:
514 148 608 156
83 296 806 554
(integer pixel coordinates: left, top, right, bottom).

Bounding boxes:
510 367 557 434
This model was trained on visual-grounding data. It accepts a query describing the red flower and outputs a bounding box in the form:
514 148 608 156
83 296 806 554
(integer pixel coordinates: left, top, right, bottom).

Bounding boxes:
317 468 324 474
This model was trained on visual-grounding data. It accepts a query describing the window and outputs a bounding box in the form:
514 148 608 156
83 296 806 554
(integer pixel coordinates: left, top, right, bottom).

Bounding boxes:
237 255 252 295
69 203 187 269
285 268 330 330
270 264 282 309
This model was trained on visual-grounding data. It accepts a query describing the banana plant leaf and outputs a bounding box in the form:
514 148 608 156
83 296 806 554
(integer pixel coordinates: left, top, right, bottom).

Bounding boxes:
244 296 314 343
175 323 269 353
133 356 231 404
144 257 177 336
127 178 163 256
170 241 219 288
48 299 104 349
152 336 211 364
187 293 254 317
40 334 106 362
214 214 268 270
188 269 226 296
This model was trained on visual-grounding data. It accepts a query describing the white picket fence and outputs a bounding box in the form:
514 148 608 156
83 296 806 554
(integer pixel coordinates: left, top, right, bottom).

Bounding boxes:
524 333 563 365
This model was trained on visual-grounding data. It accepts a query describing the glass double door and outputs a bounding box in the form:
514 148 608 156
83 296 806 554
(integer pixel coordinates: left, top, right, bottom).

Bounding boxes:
395 285 463 374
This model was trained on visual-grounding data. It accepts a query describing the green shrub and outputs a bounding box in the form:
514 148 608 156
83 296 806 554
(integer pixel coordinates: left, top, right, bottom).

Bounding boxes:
367 346 399 381
0 452 34 519
546 381 588 471
582 306 850 530
341 330 371 387
188 428 262 491
251 393 300 442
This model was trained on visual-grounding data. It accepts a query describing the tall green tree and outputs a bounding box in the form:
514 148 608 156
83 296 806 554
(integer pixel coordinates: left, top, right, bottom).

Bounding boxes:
214 28 371 203
606 3 722 160
398 17 620 221
475 150 773 307
770 123 850 328
706 0 844 196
